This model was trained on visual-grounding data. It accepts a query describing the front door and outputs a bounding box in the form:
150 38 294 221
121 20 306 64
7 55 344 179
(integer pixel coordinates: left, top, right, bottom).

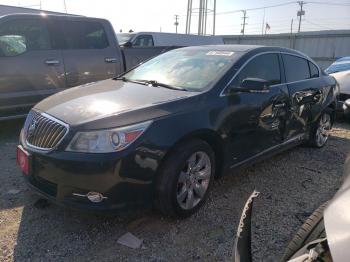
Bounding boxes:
221 53 290 166
0 17 65 118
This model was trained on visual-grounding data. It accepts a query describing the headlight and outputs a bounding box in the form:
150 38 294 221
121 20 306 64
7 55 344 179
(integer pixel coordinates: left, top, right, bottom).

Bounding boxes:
66 121 152 153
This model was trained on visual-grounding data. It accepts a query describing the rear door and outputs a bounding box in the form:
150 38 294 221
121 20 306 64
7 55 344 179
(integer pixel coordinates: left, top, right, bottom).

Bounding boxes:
222 53 290 165
282 54 322 139
0 17 65 118
56 19 120 88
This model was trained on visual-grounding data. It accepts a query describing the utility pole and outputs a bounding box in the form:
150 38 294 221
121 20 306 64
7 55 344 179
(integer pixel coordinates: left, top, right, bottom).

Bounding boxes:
203 0 208 35
213 0 216 35
186 0 214 35
63 0 67 13
198 0 206 35
197 0 202 35
185 0 193 34
297 1 305 33
174 15 179 33
241 10 248 35
261 8 266 35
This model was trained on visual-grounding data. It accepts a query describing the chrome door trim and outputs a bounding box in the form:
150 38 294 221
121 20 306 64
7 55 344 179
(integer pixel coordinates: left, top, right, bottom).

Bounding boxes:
229 134 305 169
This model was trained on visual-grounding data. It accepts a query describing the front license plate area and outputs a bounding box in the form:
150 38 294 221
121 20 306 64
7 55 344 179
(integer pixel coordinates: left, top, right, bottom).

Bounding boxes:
17 145 32 176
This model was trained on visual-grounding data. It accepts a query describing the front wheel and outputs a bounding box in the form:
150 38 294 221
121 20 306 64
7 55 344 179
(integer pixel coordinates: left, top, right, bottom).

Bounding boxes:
308 110 332 148
154 139 215 218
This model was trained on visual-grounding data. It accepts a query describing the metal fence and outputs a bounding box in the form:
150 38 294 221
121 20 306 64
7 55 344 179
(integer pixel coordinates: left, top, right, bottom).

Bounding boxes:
222 30 350 69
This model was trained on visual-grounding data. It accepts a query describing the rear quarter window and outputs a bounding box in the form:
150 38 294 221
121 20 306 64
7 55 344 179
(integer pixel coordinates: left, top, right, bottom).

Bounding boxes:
309 61 319 78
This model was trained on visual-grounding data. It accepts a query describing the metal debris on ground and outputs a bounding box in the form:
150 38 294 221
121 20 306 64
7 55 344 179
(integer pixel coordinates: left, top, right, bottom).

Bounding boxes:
117 232 143 249
7 189 21 195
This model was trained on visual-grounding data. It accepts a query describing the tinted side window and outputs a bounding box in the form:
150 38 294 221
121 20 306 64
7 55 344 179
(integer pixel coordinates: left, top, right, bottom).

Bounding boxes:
231 53 281 87
133 35 154 47
0 19 50 56
60 21 109 49
309 61 319 78
283 54 310 82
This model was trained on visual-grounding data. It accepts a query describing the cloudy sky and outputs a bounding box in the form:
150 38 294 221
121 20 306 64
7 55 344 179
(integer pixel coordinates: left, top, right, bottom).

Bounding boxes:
1 0 350 35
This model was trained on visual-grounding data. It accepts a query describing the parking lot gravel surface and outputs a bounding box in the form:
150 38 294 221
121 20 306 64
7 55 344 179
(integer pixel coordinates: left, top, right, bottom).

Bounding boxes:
1 119 349 261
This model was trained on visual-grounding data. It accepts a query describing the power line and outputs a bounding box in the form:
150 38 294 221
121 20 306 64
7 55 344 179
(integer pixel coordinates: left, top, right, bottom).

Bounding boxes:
216 1 296 15
304 19 337 30
307 1 350 6
215 1 350 16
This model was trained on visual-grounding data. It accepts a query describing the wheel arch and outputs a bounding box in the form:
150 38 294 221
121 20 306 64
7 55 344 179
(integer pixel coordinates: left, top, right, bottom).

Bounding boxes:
159 128 226 178
327 102 336 125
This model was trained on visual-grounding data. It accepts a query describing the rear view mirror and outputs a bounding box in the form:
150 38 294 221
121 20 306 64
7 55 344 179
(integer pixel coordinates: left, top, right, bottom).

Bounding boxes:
241 78 269 90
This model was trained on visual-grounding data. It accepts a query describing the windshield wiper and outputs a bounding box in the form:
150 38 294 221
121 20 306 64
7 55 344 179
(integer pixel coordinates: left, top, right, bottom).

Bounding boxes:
135 80 188 91
114 77 150 86
114 77 188 91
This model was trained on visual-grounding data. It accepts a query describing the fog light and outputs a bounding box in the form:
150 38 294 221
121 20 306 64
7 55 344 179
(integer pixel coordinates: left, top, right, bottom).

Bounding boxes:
87 192 106 203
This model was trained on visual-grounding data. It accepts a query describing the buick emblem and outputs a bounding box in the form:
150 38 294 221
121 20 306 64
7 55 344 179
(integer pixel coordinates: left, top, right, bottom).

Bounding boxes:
27 119 38 138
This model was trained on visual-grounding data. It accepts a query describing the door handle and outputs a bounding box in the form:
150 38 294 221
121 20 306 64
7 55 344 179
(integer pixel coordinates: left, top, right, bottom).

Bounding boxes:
273 102 286 109
105 57 117 63
45 59 60 66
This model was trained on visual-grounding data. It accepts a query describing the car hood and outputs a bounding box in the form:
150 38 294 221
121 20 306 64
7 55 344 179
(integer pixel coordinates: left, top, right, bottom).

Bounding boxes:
330 70 350 94
34 79 196 126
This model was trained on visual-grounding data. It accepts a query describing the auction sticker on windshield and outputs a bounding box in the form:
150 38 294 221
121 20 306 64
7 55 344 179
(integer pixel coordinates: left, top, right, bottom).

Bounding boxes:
206 51 234 56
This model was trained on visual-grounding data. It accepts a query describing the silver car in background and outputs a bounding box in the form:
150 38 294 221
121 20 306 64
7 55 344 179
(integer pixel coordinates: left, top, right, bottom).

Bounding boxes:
325 57 350 117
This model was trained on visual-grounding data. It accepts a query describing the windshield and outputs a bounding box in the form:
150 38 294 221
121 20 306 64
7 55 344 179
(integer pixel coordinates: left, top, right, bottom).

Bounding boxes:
122 49 239 91
325 57 350 74
116 33 135 45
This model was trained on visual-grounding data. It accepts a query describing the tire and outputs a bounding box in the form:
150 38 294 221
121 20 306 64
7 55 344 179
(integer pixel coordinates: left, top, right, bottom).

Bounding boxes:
154 139 215 218
307 109 333 148
281 202 328 261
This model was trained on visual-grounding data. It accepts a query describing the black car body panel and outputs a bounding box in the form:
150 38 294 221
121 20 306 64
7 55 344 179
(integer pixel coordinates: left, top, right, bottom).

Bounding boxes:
18 45 337 212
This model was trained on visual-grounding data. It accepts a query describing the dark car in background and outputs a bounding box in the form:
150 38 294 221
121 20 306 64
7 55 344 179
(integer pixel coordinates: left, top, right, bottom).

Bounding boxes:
17 45 337 217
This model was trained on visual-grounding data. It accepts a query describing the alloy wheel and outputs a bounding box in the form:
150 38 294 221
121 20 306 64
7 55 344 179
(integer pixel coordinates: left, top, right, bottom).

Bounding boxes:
315 113 331 147
176 151 211 210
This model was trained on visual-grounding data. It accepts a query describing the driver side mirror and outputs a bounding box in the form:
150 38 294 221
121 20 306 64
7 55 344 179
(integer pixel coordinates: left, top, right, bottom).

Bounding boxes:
241 78 269 90
229 78 270 93
123 41 133 48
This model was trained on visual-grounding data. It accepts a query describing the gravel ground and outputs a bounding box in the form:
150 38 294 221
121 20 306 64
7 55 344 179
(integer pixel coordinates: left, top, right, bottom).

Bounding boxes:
1 119 349 262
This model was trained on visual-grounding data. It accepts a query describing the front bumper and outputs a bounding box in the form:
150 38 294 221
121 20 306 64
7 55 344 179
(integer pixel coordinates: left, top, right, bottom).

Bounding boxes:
19 142 158 212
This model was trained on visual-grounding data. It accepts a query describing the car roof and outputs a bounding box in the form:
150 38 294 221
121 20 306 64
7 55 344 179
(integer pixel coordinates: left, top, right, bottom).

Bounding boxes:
179 44 306 56
180 44 261 52
336 56 350 62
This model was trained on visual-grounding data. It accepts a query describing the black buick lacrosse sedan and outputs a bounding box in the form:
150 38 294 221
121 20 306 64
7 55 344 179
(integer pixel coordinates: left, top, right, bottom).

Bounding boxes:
17 45 337 217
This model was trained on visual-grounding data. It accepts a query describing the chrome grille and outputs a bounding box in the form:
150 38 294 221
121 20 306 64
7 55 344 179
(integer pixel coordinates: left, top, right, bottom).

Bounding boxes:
24 111 68 150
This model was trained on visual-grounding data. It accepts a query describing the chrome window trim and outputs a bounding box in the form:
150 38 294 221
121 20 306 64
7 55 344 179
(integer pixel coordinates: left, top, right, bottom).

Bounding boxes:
220 51 321 97
25 112 70 153
281 52 321 82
